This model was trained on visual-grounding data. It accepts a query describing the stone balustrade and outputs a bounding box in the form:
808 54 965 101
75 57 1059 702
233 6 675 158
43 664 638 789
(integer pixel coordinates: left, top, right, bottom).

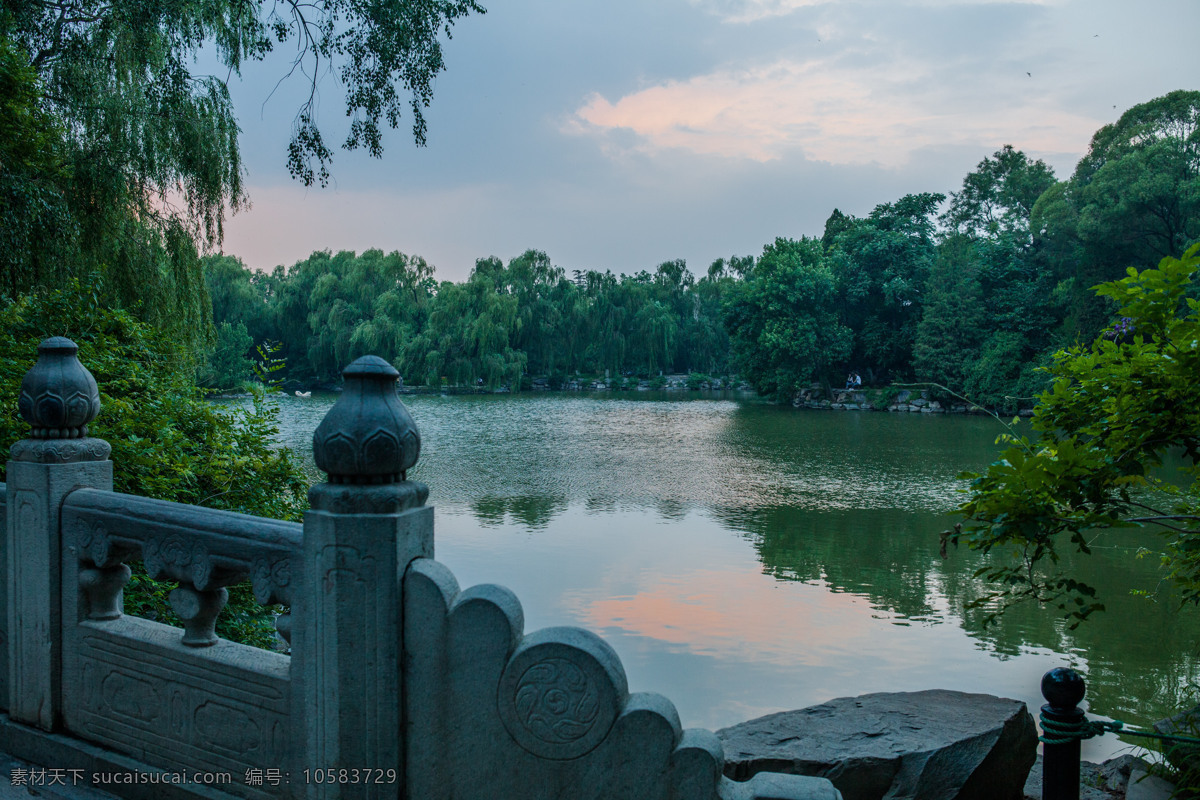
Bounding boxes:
2 338 841 800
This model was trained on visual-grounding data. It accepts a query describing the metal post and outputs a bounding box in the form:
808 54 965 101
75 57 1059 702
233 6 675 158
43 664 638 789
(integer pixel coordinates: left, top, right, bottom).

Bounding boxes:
1041 667 1085 800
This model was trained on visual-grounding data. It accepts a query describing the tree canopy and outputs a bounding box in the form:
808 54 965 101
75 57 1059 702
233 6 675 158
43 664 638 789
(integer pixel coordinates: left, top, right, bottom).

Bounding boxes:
946 244 1200 625
0 0 484 349
723 237 851 398
204 248 740 389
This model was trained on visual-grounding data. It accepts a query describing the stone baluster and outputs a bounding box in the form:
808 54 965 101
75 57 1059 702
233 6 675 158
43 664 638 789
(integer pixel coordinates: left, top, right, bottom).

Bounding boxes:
7 337 113 730
78 562 131 621
295 356 431 799
168 584 229 647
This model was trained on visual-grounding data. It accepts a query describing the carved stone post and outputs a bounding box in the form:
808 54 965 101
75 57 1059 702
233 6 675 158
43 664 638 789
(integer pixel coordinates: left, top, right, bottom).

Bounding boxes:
296 356 431 799
6 338 112 729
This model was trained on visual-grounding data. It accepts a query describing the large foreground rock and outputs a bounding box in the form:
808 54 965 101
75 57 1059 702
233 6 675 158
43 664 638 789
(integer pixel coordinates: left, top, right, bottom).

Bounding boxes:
717 690 1037 800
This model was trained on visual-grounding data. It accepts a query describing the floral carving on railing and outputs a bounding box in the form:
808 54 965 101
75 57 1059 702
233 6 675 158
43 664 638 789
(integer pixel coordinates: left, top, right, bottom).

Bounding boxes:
62 490 301 649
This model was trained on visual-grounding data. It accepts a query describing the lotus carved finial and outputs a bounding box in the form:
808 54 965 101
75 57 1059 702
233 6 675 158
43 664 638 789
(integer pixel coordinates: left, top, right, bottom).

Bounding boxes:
312 356 420 484
18 337 101 439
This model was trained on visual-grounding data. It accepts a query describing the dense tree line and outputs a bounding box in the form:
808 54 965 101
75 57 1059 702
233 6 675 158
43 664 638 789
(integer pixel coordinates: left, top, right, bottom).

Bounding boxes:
205 91 1199 410
730 91 1198 409
202 248 736 389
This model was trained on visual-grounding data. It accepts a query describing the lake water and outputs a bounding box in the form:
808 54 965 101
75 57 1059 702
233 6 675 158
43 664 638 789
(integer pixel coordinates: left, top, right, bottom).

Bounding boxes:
243 390 1200 762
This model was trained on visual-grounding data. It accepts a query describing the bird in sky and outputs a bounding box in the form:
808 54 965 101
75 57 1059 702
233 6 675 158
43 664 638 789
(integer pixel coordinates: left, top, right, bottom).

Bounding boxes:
1026 72 1032 77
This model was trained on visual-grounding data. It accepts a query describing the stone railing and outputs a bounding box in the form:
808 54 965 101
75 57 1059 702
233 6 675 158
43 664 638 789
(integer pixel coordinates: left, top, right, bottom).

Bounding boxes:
2 337 841 800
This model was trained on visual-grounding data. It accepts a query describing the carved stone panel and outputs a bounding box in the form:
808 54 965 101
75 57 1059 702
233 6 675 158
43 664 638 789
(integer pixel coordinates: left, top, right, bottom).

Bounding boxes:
0 484 7 712
62 616 291 800
9 486 48 728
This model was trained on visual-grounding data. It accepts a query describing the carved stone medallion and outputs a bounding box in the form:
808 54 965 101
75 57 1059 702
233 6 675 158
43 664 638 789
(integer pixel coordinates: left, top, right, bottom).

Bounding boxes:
497 631 624 760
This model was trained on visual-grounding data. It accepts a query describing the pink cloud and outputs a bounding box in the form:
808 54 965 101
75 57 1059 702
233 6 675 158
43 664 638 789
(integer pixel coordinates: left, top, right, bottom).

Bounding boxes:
572 57 1101 167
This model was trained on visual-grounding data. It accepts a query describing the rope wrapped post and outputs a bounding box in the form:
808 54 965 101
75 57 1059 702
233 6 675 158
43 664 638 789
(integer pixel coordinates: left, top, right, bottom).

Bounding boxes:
1041 667 1085 800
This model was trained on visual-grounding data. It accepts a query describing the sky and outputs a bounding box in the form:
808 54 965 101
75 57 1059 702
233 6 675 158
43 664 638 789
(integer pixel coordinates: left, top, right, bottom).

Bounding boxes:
218 0 1200 283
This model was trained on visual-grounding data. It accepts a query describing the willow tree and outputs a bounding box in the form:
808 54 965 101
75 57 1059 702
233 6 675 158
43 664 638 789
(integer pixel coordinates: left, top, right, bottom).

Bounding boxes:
0 0 484 348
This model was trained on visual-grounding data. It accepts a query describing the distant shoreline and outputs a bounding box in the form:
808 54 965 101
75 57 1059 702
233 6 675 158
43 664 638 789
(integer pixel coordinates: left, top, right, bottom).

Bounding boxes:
208 379 1033 417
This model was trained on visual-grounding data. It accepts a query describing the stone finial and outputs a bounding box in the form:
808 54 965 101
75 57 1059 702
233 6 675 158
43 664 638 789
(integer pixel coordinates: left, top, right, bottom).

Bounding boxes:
17 337 101 439
312 356 420 484
1041 667 1086 711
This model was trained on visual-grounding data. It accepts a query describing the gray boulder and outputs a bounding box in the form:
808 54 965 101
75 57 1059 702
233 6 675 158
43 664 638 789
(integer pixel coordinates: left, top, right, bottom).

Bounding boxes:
1154 704 1200 776
1127 768 1178 800
1022 753 1149 799
717 690 1037 800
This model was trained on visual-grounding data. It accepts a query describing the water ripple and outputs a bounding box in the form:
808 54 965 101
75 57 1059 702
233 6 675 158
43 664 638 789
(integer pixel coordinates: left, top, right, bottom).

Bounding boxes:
257 391 1001 521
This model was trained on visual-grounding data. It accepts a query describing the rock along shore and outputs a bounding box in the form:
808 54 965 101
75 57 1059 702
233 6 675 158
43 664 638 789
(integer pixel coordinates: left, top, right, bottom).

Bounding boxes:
792 386 1034 417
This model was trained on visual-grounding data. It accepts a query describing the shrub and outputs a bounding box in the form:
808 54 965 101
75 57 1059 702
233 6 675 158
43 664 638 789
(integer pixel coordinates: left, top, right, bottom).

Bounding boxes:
1 283 309 648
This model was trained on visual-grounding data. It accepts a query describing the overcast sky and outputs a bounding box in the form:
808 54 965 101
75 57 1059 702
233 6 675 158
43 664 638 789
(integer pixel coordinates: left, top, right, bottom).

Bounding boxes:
218 0 1199 282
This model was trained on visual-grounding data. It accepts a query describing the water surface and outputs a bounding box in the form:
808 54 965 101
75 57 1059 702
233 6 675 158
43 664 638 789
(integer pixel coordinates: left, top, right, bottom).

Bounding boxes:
253 391 1200 762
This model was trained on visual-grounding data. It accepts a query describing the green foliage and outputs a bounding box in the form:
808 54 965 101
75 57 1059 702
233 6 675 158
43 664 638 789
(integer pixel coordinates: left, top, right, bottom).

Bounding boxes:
913 147 1068 408
0 36 75 298
1052 90 1200 340
252 340 287 389
1 284 309 647
821 208 854 250
257 248 434 383
913 235 987 390
828 192 944 381
942 145 1057 239
3 0 485 193
723 237 852 399
218 247 736 389
197 321 255 392
947 244 1200 626
0 29 213 352
411 266 527 390
0 0 483 358
203 254 273 344
863 386 901 410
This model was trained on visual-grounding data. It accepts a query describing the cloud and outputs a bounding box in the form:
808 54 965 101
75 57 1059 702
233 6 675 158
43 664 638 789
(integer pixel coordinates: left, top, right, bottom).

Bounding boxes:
695 0 823 24
571 56 1102 167
693 0 1060 24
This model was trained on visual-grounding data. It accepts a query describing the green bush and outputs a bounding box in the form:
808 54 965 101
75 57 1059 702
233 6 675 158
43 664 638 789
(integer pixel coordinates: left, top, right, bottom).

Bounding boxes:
1 283 309 648
197 320 255 393
864 387 901 409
